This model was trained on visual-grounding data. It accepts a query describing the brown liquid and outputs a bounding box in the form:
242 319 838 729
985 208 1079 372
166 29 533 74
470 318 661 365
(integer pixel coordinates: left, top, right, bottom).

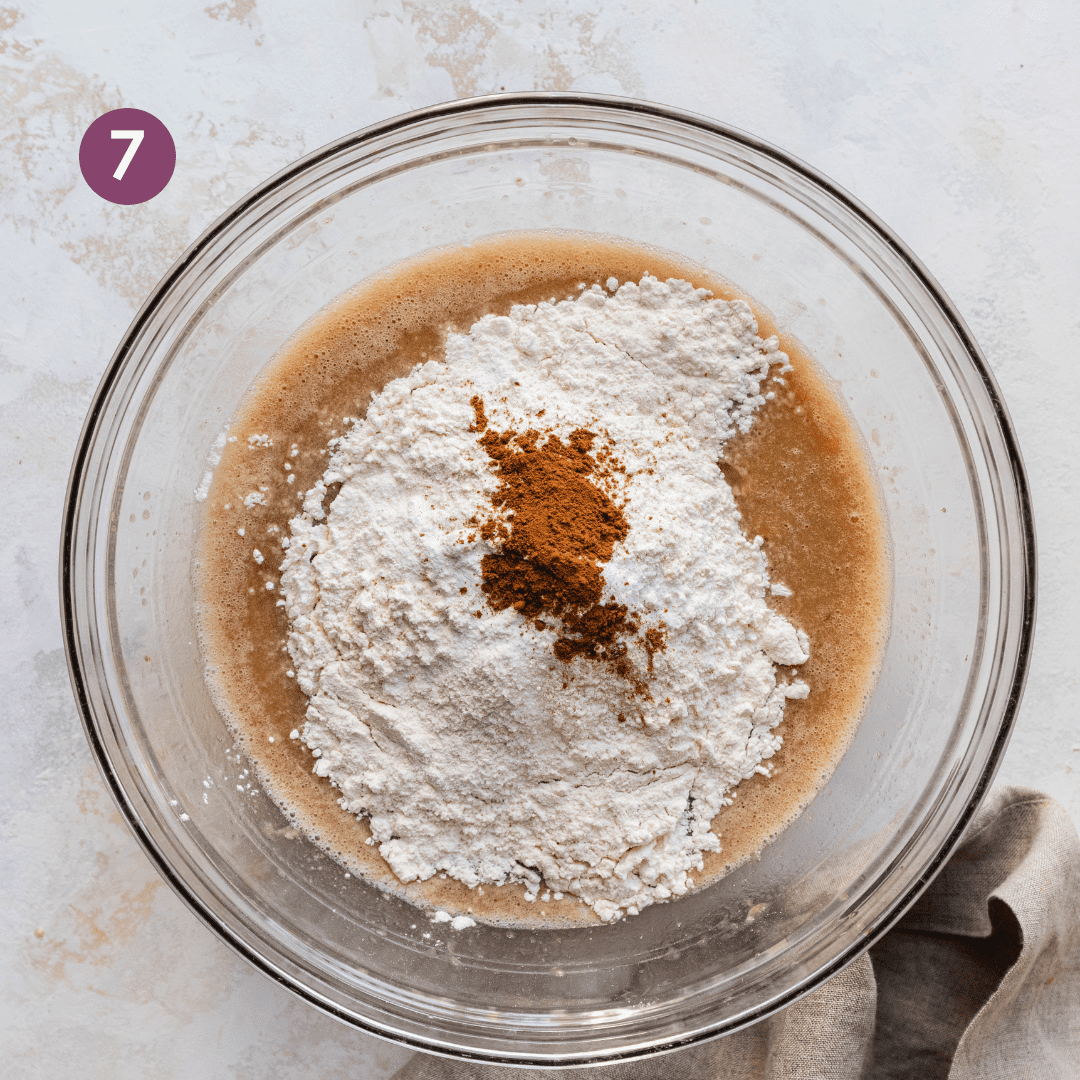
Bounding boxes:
196 232 889 927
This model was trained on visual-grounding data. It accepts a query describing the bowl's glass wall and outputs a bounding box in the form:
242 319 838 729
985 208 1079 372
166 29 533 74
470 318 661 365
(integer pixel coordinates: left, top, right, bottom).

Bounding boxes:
64 97 1032 1064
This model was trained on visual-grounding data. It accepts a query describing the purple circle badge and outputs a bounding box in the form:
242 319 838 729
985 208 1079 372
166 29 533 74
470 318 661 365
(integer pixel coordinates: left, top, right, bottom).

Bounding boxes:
79 108 176 205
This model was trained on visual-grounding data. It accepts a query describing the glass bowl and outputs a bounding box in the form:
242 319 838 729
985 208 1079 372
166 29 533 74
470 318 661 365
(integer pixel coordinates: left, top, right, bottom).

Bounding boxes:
61 94 1035 1066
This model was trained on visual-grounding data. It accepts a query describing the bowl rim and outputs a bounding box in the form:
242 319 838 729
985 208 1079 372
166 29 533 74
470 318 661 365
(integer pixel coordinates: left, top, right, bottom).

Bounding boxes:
60 91 1036 1064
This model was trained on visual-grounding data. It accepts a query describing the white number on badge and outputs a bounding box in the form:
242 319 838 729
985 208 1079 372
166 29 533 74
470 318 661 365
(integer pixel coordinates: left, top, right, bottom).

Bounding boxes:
110 129 145 181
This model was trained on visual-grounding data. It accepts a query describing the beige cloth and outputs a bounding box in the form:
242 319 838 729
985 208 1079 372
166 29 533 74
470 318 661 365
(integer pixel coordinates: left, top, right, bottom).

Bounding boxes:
392 787 1080 1079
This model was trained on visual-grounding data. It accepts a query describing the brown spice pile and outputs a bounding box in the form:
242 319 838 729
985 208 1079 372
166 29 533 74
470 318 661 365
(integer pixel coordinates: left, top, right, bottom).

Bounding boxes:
470 396 666 691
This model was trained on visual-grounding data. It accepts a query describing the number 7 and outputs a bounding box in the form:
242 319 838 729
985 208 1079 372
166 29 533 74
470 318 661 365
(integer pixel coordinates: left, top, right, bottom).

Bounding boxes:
111 129 145 181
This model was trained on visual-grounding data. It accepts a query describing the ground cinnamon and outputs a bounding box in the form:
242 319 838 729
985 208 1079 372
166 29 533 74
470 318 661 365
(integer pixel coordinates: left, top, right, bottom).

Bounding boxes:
471 395 662 690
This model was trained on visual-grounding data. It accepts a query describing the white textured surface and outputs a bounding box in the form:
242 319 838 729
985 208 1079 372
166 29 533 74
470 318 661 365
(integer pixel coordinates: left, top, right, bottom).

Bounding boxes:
1 1 1076 1075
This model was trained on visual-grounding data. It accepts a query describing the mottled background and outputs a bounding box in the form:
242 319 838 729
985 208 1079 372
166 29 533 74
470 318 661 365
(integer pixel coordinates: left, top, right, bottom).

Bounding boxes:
2 1 1077 1076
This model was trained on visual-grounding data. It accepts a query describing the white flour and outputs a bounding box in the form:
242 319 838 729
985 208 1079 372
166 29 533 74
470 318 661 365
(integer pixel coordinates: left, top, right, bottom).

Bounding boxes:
280 275 809 922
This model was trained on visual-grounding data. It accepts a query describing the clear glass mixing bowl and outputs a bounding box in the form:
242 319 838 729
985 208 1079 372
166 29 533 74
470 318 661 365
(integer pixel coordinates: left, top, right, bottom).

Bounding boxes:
61 94 1035 1066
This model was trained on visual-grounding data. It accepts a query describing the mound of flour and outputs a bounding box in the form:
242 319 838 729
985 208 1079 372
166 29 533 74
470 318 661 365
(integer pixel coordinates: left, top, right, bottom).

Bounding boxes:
280 275 809 922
